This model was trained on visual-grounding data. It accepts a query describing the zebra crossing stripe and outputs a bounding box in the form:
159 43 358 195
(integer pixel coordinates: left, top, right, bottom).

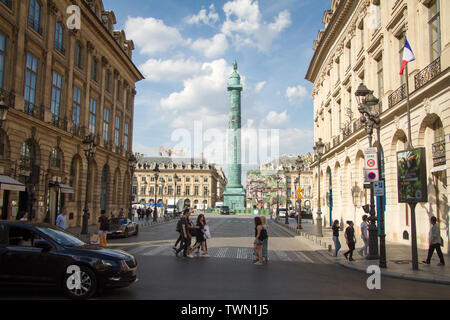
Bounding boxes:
273 251 291 262
142 246 168 256
294 251 314 263
127 246 153 255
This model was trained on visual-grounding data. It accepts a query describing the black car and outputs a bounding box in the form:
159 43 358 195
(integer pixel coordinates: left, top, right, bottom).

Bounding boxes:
220 206 230 215
0 221 137 299
107 218 139 238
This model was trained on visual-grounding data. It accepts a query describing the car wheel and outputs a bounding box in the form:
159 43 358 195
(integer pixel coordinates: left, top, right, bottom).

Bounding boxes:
63 265 97 300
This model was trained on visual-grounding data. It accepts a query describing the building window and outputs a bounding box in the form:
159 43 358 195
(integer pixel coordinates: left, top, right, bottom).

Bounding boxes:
91 57 98 81
117 81 121 101
336 57 340 82
20 141 35 169
124 122 129 151
1 0 12 9
195 176 199 183
185 186 190 195
0 33 5 89
194 186 199 196
103 108 110 143
73 86 81 131
115 116 120 147
433 119 444 143
186 177 190 182
24 52 38 114
376 55 384 98
149 186 154 195
54 22 64 54
51 72 62 123
29 0 42 34
126 91 131 109
346 40 351 69
74 41 82 69
204 177 208 183
177 185 181 196
89 98 97 134
358 20 364 51
50 148 62 168
204 186 208 196
429 0 441 61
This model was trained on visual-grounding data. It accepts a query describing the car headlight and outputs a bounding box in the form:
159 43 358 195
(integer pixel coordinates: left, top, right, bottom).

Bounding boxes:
96 259 120 270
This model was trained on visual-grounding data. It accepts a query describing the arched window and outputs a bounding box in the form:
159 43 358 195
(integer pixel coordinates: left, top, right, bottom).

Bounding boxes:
55 21 65 53
20 140 35 169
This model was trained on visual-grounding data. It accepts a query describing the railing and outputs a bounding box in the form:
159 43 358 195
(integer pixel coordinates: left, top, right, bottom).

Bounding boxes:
51 116 68 130
332 135 340 148
415 57 441 91
432 140 446 167
388 83 406 108
24 102 44 121
0 88 15 107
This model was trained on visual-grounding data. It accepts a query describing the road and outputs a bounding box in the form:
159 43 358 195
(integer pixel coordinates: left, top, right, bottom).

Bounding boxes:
1 214 449 300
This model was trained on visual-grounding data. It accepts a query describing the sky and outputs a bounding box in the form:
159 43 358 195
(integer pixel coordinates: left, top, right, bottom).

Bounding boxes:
103 0 330 173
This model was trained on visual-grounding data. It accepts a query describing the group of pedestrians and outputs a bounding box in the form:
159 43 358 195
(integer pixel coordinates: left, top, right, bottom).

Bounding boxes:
332 215 445 266
173 208 210 258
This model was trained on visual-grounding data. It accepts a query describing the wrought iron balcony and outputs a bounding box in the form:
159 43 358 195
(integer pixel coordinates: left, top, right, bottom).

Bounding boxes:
388 83 406 108
24 102 44 121
415 57 441 91
432 140 446 167
0 88 15 108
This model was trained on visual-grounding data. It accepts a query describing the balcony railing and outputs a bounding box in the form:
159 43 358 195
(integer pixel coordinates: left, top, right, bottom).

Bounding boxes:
415 57 441 91
432 140 446 167
0 88 15 107
388 83 406 108
24 102 44 121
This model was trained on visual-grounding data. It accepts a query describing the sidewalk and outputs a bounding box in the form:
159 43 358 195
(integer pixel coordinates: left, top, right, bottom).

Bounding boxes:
274 218 450 285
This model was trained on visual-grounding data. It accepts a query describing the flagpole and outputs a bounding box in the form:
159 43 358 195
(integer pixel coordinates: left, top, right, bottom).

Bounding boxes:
403 37 419 271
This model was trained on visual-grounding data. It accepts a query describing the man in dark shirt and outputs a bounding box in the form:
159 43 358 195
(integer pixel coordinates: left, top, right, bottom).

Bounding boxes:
344 221 356 261
175 209 193 258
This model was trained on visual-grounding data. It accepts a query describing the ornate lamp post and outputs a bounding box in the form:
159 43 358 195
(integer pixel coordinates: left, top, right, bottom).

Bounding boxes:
313 138 324 237
128 153 138 219
153 164 160 218
355 83 385 264
173 173 178 216
296 156 305 229
81 134 97 235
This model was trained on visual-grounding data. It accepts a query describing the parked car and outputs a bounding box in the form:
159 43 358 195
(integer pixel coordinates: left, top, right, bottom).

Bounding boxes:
300 210 313 220
0 221 137 299
277 208 288 218
107 218 139 238
289 210 297 218
220 206 230 215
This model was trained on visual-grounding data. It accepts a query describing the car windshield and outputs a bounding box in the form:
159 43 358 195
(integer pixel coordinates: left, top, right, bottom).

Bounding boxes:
36 227 85 247
118 219 128 225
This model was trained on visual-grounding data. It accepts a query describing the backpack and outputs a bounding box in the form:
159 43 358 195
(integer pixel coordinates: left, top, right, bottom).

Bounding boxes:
100 216 110 231
176 218 183 232
259 228 268 241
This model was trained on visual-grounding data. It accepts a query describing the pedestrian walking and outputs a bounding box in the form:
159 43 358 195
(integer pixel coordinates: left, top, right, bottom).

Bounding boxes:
153 206 158 223
332 220 341 257
146 207 151 223
423 216 445 266
253 217 267 266
119 208 125 219
343 221 356 261
56 207 68 230
173 216 184 253
98 210 110 247
358 215 369 257
137 208 142 221
254 216 269 263
175 209 194 258
192 214 209 257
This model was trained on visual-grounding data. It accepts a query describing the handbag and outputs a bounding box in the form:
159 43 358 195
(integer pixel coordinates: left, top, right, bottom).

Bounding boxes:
204 225 211 239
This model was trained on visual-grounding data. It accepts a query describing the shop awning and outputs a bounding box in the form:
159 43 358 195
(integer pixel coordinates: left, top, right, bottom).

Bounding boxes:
59 184 75 194
0 175 26 192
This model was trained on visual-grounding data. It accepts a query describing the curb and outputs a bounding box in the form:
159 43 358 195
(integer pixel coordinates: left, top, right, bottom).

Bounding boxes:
273 219 450 286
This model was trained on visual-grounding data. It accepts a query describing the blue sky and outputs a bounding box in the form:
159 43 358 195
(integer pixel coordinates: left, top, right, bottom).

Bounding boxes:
103 0 330 169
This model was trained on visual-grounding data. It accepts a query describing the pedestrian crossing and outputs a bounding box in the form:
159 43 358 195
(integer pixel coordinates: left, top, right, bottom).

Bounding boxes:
113 244 327 264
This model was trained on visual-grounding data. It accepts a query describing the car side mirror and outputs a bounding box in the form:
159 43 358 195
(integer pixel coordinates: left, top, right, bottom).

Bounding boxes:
34 239 52 252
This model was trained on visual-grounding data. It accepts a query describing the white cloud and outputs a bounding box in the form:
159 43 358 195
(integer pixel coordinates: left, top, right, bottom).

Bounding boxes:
221 0 291 52
254 80 266 93
185 4 220 26
139 58 203 82
125 17 190 55
262 110 288 127
191 33 229 58
160 59 232 113
286 85 308 104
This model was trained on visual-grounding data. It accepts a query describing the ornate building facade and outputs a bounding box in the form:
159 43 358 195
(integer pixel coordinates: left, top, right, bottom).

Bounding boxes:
246 154 313 212
133 157 227 209
306 0 449 252
0 0 143 227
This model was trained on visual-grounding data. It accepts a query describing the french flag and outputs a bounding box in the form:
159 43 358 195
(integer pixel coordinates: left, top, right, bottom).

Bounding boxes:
400 37 415 75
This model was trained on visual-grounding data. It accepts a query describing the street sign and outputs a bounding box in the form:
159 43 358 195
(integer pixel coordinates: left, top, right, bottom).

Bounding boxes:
296 193 303 200
364 150 378 170
365 169 379 182
296 187 303 193
373 181 384 196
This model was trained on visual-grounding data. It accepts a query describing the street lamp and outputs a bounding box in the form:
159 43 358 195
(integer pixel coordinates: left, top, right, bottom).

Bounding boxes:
313 138 324 237
128 153 138 219
355 83 386 265
81 133 97 235
296 156 305 229
153 163 160 218
173 173 178 216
